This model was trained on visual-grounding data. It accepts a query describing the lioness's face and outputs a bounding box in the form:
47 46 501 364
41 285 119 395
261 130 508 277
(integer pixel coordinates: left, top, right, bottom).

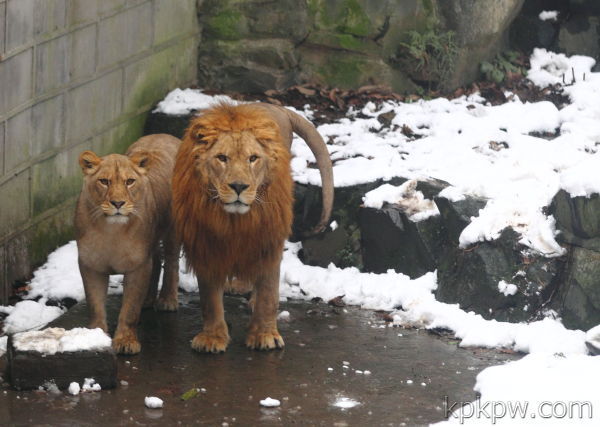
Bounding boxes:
197 131 270 214
79 151 148 224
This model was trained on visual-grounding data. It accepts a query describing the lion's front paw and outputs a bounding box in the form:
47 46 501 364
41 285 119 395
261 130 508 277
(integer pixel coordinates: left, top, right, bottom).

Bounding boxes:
191 331 229 353
112 331 141 355
246 330 285 350
156 296 178 312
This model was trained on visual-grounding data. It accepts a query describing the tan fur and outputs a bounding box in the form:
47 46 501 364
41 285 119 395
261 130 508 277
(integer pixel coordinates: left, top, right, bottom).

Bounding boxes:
75 134 181 355
173 102 333 353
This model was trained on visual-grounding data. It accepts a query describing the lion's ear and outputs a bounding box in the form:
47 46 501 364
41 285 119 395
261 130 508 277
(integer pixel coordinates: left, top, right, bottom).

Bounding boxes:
129 152 150 174
79 151 101 175
186 122 209 146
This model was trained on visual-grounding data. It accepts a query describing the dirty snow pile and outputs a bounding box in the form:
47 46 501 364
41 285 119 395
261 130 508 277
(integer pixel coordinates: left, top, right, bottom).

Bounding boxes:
12 327 111 355
362 179 440 222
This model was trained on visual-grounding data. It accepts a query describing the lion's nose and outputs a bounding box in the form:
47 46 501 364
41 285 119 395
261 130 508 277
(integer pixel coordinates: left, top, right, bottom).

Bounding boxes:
110 200 125 209
228 182 249 195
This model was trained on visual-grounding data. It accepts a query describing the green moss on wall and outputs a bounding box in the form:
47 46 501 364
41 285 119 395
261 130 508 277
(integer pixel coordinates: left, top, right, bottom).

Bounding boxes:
336 0 370 37
205 8 244 40
318 55 368 88
29 205 76 267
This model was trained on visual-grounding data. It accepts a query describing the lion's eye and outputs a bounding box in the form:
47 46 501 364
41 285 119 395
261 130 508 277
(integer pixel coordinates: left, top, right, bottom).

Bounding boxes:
99 178 109 186
216 154 228 163
126 178 135 186
249 155 259 163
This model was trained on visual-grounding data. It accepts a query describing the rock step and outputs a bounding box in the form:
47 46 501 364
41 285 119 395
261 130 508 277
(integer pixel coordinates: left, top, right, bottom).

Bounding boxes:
7 335 117 391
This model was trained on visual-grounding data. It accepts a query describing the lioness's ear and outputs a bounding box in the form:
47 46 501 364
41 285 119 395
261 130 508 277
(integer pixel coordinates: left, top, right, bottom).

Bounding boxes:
79 151 101 175
129 152 150 174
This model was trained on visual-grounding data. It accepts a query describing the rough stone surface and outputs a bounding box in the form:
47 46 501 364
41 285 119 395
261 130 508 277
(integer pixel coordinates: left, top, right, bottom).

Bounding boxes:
197 0 524 93
437 0 525 88
559 246 600 330
7 335 117 391
549 190 600 251
437 228 560 322
435 195 488 246
360 206 445 278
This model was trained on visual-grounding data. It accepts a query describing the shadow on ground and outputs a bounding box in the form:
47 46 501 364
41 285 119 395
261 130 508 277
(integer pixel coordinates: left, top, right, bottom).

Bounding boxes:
0 294 517 425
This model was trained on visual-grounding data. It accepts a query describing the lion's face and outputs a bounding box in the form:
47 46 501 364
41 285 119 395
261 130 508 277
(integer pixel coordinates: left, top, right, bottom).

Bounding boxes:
195 131 271 214
79 151 149 224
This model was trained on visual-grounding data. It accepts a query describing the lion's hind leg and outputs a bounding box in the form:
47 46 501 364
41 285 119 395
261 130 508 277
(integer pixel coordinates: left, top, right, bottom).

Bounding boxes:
246 265 284 351
191 278 230 353
156 229 180 312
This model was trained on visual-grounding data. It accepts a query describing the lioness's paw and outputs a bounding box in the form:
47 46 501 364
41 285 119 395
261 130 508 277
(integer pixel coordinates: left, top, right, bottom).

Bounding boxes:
156 296 178 312
112 334 141 355
191 332 229 353
246 330 285 350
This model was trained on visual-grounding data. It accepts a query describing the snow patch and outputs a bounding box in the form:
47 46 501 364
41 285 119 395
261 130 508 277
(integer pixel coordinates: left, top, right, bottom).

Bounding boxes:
153 88 236 115
3 300 65 334
259 397 280 407
82 378 101 392
280 242 587 355
497 280 518 296
538 10 558 21
362 179 439 222
68 382 81 396
145 396 164 408
12 327 111 355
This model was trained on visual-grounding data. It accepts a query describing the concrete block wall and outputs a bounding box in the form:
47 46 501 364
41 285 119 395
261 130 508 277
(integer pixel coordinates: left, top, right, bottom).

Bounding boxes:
0 0 199 303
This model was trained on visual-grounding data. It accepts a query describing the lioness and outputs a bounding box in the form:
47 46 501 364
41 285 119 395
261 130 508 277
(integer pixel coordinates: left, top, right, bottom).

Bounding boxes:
76 134 181 354
173 103 333 352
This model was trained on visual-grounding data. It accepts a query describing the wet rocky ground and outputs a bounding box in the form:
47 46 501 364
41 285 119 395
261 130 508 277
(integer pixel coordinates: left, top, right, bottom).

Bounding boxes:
0 294 517 425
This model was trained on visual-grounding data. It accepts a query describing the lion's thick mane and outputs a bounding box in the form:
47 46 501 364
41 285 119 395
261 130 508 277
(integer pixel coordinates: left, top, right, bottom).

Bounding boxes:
172 103 294 282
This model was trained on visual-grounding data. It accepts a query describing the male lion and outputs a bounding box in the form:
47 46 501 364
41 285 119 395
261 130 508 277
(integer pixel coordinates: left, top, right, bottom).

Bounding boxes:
76 134 181 354
173 102 334 352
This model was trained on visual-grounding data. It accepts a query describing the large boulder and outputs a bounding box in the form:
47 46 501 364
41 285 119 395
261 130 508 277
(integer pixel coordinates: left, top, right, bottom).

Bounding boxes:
437 0 525 88
549 190 600 251
549 188 600 329
437 228 562 322
434 194 488 245
359 205 446 278
559 246 600 330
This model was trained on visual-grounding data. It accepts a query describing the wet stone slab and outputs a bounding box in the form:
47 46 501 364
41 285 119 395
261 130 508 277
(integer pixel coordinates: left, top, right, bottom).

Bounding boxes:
0 295 517 425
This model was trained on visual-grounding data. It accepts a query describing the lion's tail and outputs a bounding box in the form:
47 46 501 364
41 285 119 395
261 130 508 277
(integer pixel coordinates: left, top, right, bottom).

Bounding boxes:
283 108 334 234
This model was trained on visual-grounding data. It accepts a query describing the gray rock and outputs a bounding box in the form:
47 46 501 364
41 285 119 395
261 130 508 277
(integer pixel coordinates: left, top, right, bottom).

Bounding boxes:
435 194 488 245
436 228 560 322
295 178 448 270
359 205 446 278
549 190 600 251
7 334 117 391
558 7 600 60
559 246 600 330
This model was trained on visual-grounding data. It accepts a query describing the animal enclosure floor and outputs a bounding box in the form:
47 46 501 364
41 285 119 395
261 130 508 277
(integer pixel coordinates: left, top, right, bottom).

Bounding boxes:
0 295 517 425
